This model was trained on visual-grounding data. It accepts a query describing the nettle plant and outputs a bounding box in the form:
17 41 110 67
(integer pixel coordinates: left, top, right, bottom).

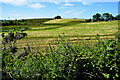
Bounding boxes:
1 29 28 79
1 29 27 54
1 31 120 80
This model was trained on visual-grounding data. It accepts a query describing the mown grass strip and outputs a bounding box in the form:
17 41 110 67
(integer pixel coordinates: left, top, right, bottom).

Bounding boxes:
24 33 116 39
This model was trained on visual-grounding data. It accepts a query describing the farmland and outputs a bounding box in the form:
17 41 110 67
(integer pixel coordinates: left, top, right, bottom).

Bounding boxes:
1 19 118 50
1 18 120 79
1 1 120 79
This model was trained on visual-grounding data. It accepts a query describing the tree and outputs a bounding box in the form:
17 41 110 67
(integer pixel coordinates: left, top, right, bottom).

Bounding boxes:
22 19 26 22
14 22 17 25
54 15 62 19
9 20 14 25
86 19 91 22
108 14 114 20
100 16 104 21
115 14 120 20
93 13 101 22
93 15 97 22
102 13 110 21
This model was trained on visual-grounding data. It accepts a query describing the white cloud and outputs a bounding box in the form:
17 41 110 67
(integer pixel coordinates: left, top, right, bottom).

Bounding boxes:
65 3 74 6
78 0 82 1
82 2 91 5
64 0 74 6
0 0 119 3
28 3 46 8
73 10 86 17
58 6 66 9
65 0 68 2
0 0 46 9
0 0 27 6
65 11 71 13
58 6 73 9
53 2 60 4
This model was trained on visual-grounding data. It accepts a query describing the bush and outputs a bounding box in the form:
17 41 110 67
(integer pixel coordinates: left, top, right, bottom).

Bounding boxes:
86 19 91 22
2 20 27 26
2 26 30 32
1 31 120 79
54 16 62 19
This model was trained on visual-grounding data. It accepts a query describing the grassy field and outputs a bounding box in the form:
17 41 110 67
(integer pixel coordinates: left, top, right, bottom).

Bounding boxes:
1 19 118 50
2 19 120 80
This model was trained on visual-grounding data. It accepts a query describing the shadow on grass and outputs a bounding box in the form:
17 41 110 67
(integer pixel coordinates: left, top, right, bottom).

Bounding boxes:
27 20 86 31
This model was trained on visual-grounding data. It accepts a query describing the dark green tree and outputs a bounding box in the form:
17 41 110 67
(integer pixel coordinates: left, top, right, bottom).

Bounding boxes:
93 13 101 22
86 19 91 22
102 13 110 21
22 19 26 22
9 20 14 25
115 14 120 20
100 16 104 21
108 14 114 20
54 15 62 19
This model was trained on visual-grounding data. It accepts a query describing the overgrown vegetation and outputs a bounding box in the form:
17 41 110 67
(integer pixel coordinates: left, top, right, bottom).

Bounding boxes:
1 30 120 80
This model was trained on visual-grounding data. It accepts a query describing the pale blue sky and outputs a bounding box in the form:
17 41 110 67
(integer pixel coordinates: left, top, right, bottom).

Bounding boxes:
0 1 118 20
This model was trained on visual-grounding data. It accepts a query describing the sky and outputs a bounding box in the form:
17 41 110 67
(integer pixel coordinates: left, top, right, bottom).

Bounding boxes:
0 0 119 20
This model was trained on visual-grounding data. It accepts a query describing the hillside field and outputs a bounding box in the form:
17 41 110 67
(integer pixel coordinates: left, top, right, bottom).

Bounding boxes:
1 19 120 80
1 19 118 50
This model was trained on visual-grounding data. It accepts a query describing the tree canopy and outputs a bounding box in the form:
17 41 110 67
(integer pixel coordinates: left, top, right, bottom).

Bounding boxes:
54 15 62 19
92 13 118 22
115 14 120 20
93 13 101 21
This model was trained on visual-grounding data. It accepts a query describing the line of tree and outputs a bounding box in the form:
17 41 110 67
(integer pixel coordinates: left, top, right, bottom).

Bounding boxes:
86 13 120 22
2 19 27 26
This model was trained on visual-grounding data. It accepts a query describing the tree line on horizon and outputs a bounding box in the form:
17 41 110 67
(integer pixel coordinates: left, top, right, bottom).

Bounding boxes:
1 19 27 26
1 13 120 26
86 13 120 22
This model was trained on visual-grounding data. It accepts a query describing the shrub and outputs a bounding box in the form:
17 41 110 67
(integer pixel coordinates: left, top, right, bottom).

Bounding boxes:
54 16 62 19
86 19 91 22
1 31 120 79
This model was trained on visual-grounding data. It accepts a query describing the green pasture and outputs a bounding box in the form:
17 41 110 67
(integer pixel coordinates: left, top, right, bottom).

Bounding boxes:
1 19 118 50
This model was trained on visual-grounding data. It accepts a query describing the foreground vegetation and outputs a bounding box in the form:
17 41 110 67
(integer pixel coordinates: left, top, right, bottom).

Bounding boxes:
1 30 120 79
